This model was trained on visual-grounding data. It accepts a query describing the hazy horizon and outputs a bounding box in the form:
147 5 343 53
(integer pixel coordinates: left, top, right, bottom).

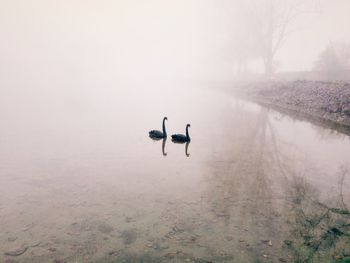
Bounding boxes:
1 0 350 84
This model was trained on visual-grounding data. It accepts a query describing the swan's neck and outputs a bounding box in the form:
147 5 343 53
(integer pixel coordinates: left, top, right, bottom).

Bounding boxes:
162 119 167 135
186 126 190 139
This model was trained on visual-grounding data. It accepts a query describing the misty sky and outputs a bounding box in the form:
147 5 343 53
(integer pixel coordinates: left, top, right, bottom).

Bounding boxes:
0 0 350 82
278 0 350 71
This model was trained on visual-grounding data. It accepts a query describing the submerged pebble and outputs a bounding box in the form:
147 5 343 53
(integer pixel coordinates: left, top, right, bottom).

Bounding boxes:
119 229 138 245
98 223 114 234
7 237 17 242
4 247 28 256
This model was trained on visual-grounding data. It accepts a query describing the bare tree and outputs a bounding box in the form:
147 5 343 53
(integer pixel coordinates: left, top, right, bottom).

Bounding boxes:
238 0 308 77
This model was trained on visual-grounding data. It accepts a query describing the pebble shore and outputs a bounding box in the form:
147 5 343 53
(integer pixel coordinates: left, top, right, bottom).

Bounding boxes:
241 80 350 127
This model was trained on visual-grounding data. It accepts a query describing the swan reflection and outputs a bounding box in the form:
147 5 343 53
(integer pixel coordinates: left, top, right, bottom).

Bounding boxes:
171 139 191 157
185 141 190 157
162 138 167 156
149 136 167 157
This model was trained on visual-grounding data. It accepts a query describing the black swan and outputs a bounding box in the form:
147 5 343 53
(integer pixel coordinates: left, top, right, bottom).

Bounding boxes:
149 117 167 139
171 124 191 142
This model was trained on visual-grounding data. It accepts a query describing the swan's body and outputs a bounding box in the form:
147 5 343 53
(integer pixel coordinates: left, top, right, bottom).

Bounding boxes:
149 117 167 139
171 124 191 142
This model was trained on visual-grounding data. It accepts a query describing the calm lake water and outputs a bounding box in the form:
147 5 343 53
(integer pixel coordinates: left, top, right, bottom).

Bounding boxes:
1 84 350 262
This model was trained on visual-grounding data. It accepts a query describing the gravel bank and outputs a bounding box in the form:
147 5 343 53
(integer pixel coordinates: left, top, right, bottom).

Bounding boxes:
240 80 350 127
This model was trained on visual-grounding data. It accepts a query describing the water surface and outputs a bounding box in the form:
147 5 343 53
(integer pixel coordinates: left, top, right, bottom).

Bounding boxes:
1 85 350 262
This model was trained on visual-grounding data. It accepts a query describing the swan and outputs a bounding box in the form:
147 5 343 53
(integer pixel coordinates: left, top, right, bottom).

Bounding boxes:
149 117 167 139
171 124 191 142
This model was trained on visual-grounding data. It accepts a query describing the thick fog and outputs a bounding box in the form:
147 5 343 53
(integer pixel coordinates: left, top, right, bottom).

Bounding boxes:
1 2 350 262
0 0 349 112
1 0 350 81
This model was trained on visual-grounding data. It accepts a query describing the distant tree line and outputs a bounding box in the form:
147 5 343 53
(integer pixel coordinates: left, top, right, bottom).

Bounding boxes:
225 0 350 81
313 42 350 80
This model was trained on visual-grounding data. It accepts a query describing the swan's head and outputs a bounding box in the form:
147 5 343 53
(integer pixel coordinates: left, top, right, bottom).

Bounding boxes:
163 117 168 121
186 124 191 128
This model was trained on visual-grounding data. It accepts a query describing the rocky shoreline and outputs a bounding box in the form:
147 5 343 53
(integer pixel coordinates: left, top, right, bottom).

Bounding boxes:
237 80 350 128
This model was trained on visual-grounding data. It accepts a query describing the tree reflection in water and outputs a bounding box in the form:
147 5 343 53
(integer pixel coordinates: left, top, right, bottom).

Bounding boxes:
203 103 350 262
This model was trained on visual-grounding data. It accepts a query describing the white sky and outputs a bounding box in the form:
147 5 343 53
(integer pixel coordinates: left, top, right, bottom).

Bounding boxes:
0 0 349 80
277 0 350 71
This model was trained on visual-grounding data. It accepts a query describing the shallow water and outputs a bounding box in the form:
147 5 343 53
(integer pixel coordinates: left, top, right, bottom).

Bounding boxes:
1 84 350 262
